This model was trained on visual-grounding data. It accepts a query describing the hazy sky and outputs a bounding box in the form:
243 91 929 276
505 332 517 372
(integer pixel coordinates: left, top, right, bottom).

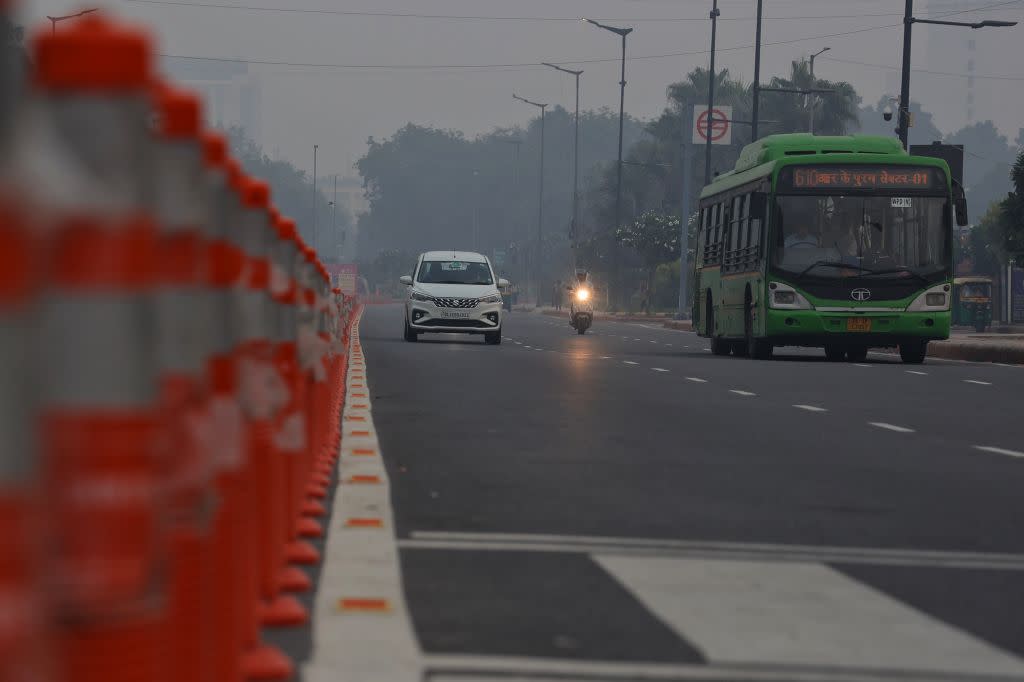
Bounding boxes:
21 1 1024 180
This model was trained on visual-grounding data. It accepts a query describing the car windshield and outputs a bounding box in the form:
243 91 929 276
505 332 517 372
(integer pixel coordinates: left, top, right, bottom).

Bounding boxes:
772 194 950 279
417 260 493 285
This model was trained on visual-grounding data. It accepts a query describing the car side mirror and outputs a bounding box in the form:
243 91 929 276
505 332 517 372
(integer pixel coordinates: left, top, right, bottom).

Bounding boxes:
399 275 413 286
749 191 768 221
498 278 510 288
953 181 969 227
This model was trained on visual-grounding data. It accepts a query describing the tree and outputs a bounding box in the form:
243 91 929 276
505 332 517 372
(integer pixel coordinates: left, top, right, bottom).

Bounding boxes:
858 97 942 146
615 211 681 312
946 121 1016 224
761 60 860 136
967 148 1024 273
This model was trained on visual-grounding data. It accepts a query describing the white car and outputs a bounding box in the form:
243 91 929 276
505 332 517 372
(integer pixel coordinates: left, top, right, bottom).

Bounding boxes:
400 251 509 345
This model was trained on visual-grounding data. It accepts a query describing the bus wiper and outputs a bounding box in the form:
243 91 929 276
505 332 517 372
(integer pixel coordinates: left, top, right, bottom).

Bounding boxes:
856 268 931 286
795 260 873 280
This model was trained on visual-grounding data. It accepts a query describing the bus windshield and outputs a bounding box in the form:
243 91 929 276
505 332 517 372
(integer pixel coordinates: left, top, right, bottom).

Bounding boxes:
772 194 950 279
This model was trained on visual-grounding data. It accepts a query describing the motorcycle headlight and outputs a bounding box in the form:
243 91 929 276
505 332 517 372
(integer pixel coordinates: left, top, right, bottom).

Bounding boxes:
478 293 503 304
411 290 434 302
576 289 590 302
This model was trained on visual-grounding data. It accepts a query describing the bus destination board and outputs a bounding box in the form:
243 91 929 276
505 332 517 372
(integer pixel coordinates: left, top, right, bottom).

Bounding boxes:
783 166 939 191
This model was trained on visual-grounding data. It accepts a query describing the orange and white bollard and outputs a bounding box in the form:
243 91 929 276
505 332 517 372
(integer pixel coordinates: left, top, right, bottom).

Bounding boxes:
23 16 166 682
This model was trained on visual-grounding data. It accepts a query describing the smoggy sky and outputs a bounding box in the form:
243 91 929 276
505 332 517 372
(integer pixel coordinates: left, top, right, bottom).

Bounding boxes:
22 1 1024 180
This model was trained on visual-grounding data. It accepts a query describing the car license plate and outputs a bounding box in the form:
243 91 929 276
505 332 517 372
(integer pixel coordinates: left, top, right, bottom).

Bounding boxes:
846 317 871 332
441 310 470 319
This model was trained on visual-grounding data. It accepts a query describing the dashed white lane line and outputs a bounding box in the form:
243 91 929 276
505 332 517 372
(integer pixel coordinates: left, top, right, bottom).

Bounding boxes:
853 363 872 368
964 379 992 386
973 445 1024 459
793 404 828 412
513 341 522 345
652 368 670 373
634 338 643 341
869 422 916 433
524 345 533 349
730 390 756 397
905 370 927 375
600 356 612 360
623 360 639 366
685 377 707 383
650 340 658 344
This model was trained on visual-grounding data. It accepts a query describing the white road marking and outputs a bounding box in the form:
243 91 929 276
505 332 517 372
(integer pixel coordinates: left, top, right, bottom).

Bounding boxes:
730 390 756 397
905 370 927 375
600 356 612 360
793 404 827 412
597 556 1024 677
869 422 915 433
634 338 643 341
623 360 638 365
405 531 1024 570
664 343 673 346
513 341 522 345
853 363 871 368
963 379 992 385
534 348 544 351
685 377 707 383
652 368 670 373
973 445 1024 459
650 340 658 344
523 345 532 349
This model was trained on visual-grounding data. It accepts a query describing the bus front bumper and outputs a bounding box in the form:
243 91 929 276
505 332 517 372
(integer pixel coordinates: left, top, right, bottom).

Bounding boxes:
765 309 950 347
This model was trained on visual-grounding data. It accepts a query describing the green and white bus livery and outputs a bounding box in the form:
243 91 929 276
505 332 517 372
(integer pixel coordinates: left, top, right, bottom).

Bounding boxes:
692 134 968 364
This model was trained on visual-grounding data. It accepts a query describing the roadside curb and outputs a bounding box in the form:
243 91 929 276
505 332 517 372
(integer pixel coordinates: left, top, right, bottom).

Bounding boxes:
662 320 694 331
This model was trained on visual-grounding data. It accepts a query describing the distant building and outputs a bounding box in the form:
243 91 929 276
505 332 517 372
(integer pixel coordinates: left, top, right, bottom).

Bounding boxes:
924 1 1022 134
162 57 263 145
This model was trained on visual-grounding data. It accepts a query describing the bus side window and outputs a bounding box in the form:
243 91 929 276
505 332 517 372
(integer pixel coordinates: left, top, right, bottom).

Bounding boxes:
738 195 750 269
748 195 763 263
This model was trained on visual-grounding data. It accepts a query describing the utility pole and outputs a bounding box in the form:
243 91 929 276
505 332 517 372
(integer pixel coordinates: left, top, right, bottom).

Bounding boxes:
312 144 319 254
513 94 547 306
542 63 583 270
751 0 763 142
677 106 694 320
808 47 831 134
704 1 720 185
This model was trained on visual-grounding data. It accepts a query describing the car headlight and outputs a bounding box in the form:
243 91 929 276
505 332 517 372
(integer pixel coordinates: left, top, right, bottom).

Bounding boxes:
411 290 433 302
906 284 951 312
768 282 813 310
478 293 503 304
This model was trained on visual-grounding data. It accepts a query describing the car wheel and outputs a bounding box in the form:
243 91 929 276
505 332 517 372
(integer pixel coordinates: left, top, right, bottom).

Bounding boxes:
899 340 928 364
484 330 502 345
403 318 418 342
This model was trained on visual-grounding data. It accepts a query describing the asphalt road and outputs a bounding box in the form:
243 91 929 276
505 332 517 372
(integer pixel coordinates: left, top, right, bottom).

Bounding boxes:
350 304 1024 682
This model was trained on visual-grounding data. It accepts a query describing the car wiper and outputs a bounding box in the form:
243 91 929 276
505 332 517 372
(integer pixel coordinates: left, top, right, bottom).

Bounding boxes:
795 260 873 280
856 268 931 286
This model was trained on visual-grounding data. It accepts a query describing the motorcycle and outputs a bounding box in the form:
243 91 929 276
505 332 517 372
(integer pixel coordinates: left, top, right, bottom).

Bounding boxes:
569 286 593 335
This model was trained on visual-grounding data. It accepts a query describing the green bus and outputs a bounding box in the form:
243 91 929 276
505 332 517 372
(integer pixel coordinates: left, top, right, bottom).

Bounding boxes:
692 134 968 364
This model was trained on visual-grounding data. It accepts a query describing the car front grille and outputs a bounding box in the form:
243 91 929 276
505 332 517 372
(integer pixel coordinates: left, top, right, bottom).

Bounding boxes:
419 318 489 328
433 297 478 309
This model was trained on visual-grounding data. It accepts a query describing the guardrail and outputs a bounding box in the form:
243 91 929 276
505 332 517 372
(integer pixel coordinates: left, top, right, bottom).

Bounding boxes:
0 10 358 682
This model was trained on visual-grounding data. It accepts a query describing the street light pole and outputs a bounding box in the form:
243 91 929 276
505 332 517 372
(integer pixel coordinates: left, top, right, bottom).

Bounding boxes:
513 94 548 306
896 3 1016 149
542 63 584 270
47 8 98 35
704 1 720 185
584 18 633 307
751 0 763 141
808 47 831 134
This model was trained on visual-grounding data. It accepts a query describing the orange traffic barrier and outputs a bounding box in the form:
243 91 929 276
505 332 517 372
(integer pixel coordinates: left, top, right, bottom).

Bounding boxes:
31 16 166 682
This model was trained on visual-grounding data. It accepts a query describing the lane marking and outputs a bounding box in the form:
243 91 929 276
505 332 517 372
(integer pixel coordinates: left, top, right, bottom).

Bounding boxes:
853 363 871 368
963 379 992 386
793 404 827 412
730 390 756 397
650 340 658 344
600 356 612 360
634 338 642 341
869 422 915 433
598 556 1024 677
973 445 1024 459
652 367 670 373
905 370 928 375
685 377 707 383
405 531 1024 570
623 360 638 366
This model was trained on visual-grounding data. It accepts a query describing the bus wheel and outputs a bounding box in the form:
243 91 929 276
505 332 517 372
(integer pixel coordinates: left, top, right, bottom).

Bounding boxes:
846 345 868 363
899 341 928 364
824 345 845 362
707 295 730 356
711 337 732 356
745 296 773 360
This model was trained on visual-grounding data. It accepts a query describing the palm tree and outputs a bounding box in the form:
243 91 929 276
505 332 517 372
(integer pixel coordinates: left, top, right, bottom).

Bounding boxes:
762 60 860 136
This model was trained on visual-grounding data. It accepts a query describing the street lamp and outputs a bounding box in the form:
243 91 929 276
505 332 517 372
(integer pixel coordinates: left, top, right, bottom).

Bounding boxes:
513 93 548 306
542 62 584 270
704 2 720 185
583 17 633 307
808 47 830 134
47 8 98 35
897 1 1016 149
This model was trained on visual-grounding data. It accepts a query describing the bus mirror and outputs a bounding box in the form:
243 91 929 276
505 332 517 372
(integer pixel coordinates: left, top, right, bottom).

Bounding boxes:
953 181 969 227
749 192 768 221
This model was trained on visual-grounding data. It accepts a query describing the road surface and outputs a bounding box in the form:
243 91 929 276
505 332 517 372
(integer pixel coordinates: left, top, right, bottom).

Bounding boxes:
307 304 1024 682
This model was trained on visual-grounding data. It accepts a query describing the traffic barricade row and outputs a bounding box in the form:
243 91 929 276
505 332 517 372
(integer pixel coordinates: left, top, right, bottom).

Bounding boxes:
0 6 359 682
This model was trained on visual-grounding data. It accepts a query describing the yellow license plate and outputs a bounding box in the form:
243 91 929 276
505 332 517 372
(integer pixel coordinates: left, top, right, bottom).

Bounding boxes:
846 317 872 332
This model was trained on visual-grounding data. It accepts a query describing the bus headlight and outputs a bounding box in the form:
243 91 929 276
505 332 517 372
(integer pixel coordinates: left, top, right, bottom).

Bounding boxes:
769 282 813 310
906 284 951 312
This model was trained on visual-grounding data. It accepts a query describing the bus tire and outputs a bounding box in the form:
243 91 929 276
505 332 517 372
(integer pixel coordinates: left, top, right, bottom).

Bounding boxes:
707 296 730 356
899 340 928 364
745 292 773 360
846 345 868 363
824 345 845 362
